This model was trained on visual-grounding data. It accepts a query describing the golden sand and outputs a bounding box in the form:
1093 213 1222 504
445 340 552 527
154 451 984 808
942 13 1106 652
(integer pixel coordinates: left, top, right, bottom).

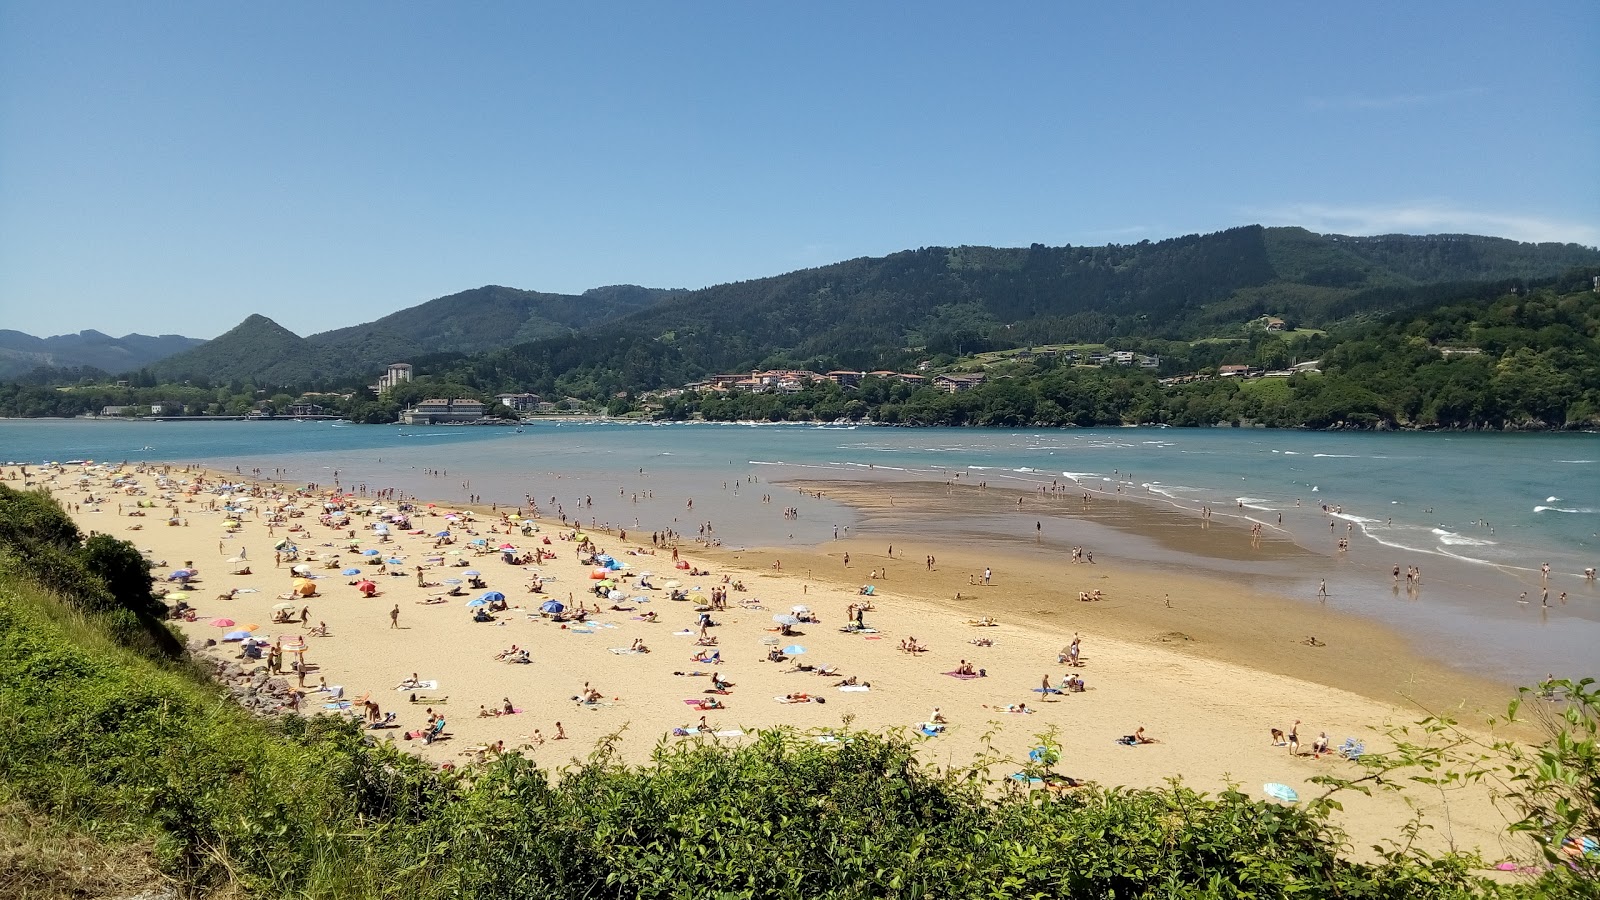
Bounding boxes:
33 462 1521 859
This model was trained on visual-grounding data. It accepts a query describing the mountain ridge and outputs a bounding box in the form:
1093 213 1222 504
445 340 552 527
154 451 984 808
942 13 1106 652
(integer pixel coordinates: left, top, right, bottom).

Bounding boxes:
44 225 1600 387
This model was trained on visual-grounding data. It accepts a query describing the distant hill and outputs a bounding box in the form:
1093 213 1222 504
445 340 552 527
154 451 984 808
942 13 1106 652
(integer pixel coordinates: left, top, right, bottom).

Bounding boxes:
114 226 1600 388
459 225 1600 389
143 284 683 385
0 329 204 380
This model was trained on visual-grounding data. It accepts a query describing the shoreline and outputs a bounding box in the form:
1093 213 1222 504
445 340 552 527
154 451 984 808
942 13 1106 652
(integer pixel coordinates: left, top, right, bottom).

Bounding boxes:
16 458 1526 859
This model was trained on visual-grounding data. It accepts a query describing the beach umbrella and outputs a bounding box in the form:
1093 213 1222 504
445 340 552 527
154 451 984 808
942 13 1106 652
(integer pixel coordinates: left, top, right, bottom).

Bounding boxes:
355 579 375 591
478 591 505 603
466 597 490 608
442 578 463 585
1262 783 1299 803
691 594 707 603
295 580 318 597
434 530 451 538
241 623 260 632
386 557 405 565
783 645 807 656
226 556 244 563
664 580 682 589
362 548 381 557
773 614 800 626
540 600 565 614
166 591 189 601
791 605 810 614
292 564 310 575
222 630 251 641
341 567 362 576
640 571 654 577
169 569 193 579
498 542 515 550
273 602 298 612
209 617 236 628
463 570 480 577
469 538 488 546
607 589 623 601
274 539 292 550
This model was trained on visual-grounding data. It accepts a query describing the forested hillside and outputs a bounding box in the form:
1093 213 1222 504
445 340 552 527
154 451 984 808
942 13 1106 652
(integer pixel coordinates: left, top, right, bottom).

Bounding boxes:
116 226 1600 388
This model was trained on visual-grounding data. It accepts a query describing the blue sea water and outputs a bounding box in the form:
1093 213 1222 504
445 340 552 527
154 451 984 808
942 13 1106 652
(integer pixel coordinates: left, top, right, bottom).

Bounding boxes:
4 418 1597 681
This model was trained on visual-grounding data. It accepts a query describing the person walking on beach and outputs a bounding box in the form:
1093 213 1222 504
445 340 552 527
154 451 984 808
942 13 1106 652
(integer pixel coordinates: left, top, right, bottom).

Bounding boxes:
1287 720 1301 755
1317 579 1327 600
983 567 992 585
389 604 400 629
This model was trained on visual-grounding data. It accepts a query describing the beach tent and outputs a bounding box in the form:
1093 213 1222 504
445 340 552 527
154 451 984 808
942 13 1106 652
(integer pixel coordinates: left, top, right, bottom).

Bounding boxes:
1262 783 1299 803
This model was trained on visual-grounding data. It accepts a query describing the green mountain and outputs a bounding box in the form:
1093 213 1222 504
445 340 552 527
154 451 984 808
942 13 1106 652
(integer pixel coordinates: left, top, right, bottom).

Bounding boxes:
130 226 1600 389
0 329 204 380
142 284 682 386
143 314 338 385
444 226 1600 399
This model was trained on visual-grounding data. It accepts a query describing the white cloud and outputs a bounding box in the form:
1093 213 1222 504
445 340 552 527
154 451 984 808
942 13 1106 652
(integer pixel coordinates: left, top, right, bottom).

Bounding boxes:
1249 202 1600 247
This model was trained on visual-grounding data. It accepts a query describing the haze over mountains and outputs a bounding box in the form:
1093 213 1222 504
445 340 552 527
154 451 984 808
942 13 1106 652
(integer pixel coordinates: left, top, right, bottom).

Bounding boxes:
10 226 1599 387
0 330 205 380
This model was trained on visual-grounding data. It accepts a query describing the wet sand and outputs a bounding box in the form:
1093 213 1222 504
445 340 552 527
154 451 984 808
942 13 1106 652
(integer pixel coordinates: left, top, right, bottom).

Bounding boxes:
20 460 1530 863
758 479 1517 717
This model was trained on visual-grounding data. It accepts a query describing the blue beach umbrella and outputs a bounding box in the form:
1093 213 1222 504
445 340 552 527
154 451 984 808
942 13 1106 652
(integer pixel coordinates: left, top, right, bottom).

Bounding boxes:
341 568 362 576
463 570 481 577
466 597 489 608
469 538 488 546
222 630 252 641
478 591 505 603
362 548 381 557
540 599 565 613
442 577 462 585
434 530 451 538
386 557 405 565
783 645 807 656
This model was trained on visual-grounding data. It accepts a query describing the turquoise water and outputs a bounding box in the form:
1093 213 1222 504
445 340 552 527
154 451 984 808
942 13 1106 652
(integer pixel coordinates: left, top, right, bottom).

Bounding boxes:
4 418 1596 680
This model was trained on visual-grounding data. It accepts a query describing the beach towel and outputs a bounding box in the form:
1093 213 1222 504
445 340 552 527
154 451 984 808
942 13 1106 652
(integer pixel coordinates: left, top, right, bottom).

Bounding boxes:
682 698 709 706
397 680 439 692
1006 708 1035 715
1009 773 1043 785
863 635 883 640
943 671 981 680
774 695 817 704
568 628 595 634
838 685 870 692
609 647 645 655
674 629 694 636
713 729 744 738
919 725 943 736
816 735 841 744
1031 687 1061 694
323 701 351 710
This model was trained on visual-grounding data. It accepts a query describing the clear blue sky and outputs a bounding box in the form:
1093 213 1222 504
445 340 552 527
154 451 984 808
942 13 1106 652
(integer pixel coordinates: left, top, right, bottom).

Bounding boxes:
2 1 1596 339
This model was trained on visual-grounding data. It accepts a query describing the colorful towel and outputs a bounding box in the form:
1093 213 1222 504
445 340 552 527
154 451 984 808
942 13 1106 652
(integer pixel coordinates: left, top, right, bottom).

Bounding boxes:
944 671 980 680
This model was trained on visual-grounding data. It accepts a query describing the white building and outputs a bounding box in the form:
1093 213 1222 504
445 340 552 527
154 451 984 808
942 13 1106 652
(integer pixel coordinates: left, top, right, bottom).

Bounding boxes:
373 363 414 394
400 398 485 425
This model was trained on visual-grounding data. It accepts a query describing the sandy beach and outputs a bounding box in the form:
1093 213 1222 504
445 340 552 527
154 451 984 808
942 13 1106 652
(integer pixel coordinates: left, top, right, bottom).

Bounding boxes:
20 460 1525 861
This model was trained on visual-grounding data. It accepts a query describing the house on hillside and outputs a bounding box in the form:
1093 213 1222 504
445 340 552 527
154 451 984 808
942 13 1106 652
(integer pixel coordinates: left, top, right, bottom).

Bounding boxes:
934 373 987 393
400 398 485 425
1218 364 1254 377
826 370 865 388
100 405 133 417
